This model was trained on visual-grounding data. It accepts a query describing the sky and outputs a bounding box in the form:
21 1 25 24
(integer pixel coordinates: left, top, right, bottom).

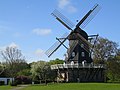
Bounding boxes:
0 0 120 63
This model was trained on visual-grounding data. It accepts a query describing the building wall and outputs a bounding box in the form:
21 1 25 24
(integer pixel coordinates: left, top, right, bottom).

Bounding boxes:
57 68 105 82
0 78 14 85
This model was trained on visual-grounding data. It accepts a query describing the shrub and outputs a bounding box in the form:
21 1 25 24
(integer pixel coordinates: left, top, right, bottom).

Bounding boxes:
15 76 32 84
0 81 4 85
9 80 17 86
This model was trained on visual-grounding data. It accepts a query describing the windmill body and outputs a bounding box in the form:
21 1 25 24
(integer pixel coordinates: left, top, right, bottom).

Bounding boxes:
45 4 106 82
66 27 92 64
46 4 101 64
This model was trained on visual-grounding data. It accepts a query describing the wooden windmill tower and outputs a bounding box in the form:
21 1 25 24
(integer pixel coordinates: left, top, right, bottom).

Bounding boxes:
45 4 105 82
46 4 100 64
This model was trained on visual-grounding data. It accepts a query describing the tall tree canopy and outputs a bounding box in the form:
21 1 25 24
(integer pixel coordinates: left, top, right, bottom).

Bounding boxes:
31 60 57 83
92 37 120 82
92 37 119 63
1 47 28 77
48 58 64 65
107 55 120 82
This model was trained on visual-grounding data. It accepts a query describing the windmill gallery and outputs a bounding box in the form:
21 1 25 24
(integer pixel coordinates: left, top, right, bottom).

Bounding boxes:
45 4 106 82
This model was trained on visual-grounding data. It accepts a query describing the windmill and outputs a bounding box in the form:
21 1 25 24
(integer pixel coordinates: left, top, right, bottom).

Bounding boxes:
45 4 101 64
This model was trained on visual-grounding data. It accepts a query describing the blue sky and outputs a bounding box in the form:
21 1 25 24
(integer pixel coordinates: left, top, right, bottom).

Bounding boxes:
0 0 120 63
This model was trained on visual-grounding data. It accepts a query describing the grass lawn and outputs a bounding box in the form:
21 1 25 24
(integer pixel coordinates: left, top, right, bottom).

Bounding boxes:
22 83 120 90
0 83 120 90
0 85 14 90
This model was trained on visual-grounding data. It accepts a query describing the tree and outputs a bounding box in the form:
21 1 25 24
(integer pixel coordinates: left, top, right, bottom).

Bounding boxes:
92 37 120 82
1 47 28 77
0 63 5 77
17 69 31 76
49 58 64 65
92 37 119 63
107 55 120 82
31 61 57 83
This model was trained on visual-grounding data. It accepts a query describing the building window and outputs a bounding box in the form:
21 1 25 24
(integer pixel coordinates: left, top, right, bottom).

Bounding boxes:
81 44 84 48
89 53 91 57
81 52 85 57
72 52 75 57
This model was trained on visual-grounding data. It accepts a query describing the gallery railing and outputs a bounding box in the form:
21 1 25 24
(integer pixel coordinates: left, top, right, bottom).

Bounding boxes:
51 63 105 70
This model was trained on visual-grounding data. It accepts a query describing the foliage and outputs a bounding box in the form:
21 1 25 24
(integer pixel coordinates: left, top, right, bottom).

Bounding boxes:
15 75 32 84
0 81 4 85
0 47 29 77
17 69 31 76
49 58 64 65
0 64 6 77
30 61 57 82
31 61 46 80
107 55 120 82
9 80 17 86
93 37 119 64
92 37 120 82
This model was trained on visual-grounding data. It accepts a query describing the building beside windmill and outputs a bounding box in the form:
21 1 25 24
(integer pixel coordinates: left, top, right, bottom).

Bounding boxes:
46 4 106 82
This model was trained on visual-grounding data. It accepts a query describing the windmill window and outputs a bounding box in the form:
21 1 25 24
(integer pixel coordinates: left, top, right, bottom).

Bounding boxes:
89 53 91 57
81 44 84 48
81 52 85 57
72 52 75 57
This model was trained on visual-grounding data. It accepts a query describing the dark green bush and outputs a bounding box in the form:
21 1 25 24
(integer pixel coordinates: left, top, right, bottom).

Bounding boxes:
0 81 4 85
15 76 32 84
9 80 17 86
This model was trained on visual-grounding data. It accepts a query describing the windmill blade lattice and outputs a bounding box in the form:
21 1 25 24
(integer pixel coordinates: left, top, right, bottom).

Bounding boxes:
52 10 75 30
68 40 78 55
45 33 69 57
76 4 101 29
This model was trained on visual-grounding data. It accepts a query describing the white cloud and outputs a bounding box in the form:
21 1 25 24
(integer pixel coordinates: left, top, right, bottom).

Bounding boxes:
58 0 70 9
0 46 6 51
0 42 19 51
58 0 77 13
32 28 51 36
0 25 7 33
13 32 21 37
67 5 77 13
35 49 44 57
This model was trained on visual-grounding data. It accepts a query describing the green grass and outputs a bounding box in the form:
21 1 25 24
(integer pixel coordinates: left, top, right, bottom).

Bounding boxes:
0 85 14 90
0 83 120 90
22 83 120 90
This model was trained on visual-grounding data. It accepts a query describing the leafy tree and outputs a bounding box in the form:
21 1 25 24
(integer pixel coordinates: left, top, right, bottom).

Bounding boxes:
92 37 120 82
31 61 57 83
0 47 29 77
0 63 5 77
31 61 46 81
49 58 64 65
15 75 32 84
92 37 119 64
107 55 120 82
17 69 31 76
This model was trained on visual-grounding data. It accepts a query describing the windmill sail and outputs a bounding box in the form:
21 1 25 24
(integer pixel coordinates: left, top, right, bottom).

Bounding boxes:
68 40 78 56
45 33 69 57
52 10 74 30
76 4 101 29
77 33 92 48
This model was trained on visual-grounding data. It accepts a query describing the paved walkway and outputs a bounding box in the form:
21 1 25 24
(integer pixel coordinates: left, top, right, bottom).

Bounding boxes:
10 85 29 90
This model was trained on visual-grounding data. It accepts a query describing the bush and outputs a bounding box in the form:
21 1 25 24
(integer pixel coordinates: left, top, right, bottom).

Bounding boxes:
15 76 32 84
0 81 4 85
9 80 17 86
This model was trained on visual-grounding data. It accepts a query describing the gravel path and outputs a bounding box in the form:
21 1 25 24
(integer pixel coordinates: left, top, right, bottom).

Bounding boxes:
10 85 29 90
